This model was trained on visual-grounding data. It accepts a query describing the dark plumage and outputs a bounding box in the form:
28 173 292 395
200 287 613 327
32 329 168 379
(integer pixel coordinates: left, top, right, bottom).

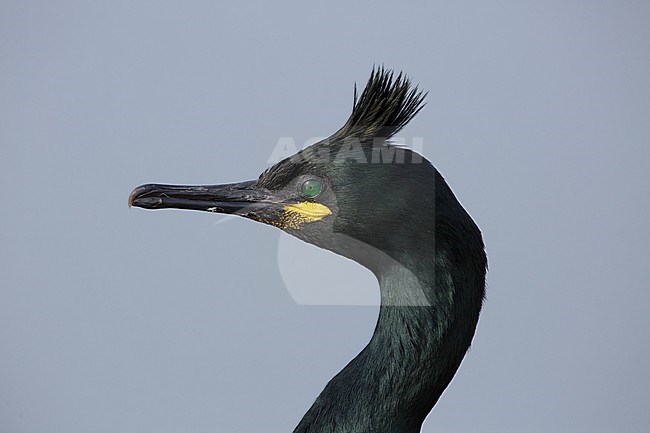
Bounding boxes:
129 68 487 433
334 68 427 141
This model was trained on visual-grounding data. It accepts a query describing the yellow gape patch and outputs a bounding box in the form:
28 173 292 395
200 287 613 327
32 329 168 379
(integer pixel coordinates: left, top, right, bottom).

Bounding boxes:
281 202 332 229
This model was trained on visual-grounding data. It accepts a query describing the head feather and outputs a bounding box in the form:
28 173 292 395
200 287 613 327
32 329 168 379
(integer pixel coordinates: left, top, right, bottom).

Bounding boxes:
331 67 427 142
258 68 427 189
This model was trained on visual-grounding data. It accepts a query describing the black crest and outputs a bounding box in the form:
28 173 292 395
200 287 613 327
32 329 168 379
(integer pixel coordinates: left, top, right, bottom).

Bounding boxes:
258 68 427 188
331 67 427 143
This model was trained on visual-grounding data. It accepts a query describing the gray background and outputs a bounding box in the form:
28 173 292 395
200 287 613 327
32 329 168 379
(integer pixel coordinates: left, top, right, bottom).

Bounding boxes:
2 1 649 432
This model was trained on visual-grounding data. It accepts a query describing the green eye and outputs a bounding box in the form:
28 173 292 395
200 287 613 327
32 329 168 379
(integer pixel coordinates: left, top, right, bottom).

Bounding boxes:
301 179 322 198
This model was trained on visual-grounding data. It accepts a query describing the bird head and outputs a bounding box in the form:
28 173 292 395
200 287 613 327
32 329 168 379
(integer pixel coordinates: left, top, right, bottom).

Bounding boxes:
129 69 475 280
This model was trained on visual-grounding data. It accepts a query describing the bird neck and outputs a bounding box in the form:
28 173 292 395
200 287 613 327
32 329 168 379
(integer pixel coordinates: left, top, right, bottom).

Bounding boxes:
294 254 481 433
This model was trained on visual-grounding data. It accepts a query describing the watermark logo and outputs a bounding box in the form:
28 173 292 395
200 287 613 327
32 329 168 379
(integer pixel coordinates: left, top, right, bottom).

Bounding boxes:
276 232 380 305
267 137 426 165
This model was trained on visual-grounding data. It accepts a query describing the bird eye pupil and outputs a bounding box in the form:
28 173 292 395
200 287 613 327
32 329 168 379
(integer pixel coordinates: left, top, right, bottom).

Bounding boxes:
301 180 321 198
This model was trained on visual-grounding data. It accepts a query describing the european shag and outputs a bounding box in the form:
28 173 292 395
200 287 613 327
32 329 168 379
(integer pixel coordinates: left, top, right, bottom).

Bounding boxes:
129 68 487 433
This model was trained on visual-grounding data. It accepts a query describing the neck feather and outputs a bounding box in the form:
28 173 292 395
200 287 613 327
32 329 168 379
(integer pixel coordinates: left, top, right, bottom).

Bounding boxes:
293 253 483 433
